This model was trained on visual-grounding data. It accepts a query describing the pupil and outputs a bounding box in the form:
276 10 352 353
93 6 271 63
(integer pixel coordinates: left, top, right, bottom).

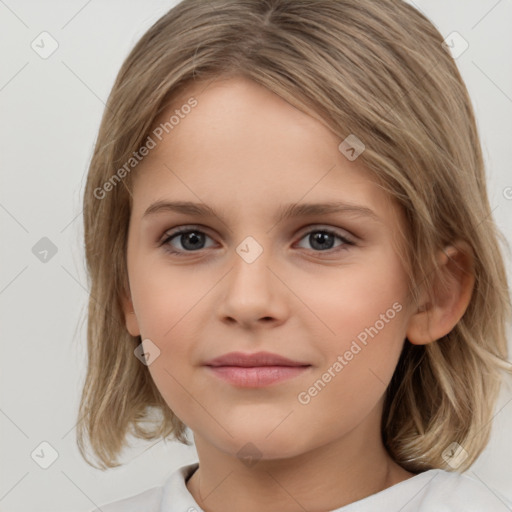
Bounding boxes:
183 232 203 249
179 231 334 251
312 232 333 250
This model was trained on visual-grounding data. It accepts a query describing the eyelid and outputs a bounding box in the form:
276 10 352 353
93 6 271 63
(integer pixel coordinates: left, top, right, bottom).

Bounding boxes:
159 224 213 244
160 223 355 244
159 223 357 257
295 224 356 243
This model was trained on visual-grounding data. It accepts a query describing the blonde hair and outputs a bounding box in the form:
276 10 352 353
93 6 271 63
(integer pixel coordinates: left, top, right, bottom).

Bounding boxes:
78 0 512 471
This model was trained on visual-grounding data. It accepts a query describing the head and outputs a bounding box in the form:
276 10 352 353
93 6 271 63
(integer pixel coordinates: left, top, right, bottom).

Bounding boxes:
78 0 511 472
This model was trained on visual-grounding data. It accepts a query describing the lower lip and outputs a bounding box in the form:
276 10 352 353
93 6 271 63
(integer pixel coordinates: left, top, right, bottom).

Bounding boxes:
205 365 310 387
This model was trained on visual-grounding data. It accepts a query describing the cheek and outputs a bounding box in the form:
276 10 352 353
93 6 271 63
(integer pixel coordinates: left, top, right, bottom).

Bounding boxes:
303 252 408 348
129 243 409 443
130 262 208 340
296 253 408 409
129 264 210 415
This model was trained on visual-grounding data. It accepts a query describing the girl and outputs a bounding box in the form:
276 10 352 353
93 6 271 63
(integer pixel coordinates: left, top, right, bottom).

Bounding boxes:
79 0 512 510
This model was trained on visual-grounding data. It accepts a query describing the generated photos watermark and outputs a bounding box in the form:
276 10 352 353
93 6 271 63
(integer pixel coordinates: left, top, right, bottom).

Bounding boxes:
93 97 198 200
297 301 403 405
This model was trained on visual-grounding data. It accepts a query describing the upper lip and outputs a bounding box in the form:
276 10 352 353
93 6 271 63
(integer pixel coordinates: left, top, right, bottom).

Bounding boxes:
204 351 310 367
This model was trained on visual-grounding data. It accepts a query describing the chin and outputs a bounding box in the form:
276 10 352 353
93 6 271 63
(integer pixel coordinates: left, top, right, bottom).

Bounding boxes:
217 429 310 463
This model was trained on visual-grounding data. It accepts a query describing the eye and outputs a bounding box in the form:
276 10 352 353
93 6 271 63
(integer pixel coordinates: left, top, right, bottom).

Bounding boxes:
295 227 354 253
160 226 216 256
160 225 355 256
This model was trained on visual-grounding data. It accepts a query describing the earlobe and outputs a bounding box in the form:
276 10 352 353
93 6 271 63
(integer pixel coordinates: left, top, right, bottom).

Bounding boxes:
121 291 141 337
406 241 475 345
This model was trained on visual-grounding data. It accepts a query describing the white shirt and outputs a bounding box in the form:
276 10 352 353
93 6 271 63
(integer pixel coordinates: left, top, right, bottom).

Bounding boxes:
89 461 512 511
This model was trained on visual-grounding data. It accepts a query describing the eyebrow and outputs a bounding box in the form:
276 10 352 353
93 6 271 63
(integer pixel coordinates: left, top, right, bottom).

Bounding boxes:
143 200 381 224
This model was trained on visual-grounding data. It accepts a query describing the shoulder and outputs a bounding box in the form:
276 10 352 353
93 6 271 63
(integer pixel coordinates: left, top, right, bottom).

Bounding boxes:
87 485 163 512
86 462 200 512
411 469 512 511
340 468 512 512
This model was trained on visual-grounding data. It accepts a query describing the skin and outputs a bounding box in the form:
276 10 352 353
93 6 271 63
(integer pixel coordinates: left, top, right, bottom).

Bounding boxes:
122 76 474 512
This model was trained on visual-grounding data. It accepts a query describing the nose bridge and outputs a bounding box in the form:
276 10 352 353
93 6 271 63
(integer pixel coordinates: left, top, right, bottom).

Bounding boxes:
219 233 284 324
230 234 272 298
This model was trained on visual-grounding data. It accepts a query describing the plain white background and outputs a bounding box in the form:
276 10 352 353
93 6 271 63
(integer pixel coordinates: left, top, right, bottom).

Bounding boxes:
1 1 511 510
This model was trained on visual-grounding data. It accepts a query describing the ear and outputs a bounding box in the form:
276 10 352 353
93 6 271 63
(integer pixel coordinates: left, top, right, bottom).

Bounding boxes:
406 241 475 345
120 285 141 337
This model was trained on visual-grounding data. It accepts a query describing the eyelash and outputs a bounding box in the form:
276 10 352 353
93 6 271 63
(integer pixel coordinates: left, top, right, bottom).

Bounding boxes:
159 225 355 257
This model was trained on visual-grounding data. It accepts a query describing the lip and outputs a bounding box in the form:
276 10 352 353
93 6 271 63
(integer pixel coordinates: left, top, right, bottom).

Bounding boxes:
203 351 311 388
204 351 310 367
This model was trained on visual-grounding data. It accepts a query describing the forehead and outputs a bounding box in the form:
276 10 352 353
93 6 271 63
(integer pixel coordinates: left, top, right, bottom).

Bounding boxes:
130 76 402 228
147 75 339 166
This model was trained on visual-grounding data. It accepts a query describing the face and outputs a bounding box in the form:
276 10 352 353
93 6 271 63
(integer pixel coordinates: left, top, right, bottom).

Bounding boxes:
123 76 414 461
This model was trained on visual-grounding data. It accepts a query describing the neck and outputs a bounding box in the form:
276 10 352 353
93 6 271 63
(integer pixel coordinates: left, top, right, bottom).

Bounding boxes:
186 409 414 512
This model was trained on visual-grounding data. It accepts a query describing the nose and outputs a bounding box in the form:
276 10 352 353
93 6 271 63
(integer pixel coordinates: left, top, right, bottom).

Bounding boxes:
218 241 289 329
